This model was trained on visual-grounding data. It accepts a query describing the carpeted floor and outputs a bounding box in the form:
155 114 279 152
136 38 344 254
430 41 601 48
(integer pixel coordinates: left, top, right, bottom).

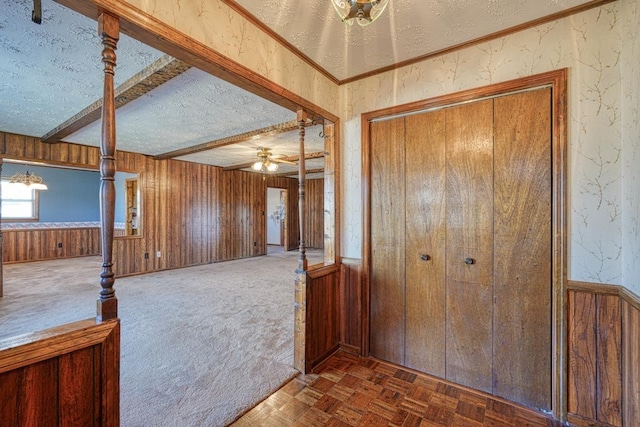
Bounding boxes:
0 250 323 426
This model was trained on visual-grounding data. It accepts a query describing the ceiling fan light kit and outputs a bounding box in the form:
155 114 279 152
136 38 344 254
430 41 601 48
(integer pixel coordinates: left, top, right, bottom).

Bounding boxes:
252 148 280 172
331 0 390 26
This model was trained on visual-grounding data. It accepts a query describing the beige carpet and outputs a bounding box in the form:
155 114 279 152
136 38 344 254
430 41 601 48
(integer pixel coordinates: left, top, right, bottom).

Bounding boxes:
0 250 323 426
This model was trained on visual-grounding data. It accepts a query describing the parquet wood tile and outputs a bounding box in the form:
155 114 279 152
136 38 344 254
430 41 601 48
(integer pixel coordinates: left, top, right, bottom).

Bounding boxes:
229 352 563 427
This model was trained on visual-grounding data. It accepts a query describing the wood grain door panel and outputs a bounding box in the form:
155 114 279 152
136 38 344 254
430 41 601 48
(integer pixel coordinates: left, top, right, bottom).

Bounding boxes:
493 88 552 410
370 117 406 365
404 110 447 377
445 99 494 393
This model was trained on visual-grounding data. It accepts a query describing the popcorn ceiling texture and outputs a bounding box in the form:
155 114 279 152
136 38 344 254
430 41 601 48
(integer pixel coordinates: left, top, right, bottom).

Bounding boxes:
0 0 163 137
66 67 295 157
235 0 595 80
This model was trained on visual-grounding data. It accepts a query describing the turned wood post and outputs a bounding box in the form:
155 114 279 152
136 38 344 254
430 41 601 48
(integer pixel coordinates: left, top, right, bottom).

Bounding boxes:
0 159 3 298
97 13 119 321
294 108 308 372
297 110 308 271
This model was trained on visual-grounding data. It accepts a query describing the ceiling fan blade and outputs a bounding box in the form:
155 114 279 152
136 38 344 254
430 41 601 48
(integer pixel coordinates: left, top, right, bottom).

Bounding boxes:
272 159 297 166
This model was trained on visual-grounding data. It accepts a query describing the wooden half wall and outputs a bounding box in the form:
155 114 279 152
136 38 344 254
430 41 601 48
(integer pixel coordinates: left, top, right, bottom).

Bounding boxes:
0 319 120 426
0 131 324 275
3 227 101 263
568 281 640 427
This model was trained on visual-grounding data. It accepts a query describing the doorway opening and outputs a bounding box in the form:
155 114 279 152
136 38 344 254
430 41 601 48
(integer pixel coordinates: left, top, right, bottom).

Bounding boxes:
266 187 287 254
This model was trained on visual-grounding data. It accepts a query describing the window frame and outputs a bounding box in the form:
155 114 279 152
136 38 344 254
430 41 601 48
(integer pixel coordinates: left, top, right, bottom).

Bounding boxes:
1 178 40 222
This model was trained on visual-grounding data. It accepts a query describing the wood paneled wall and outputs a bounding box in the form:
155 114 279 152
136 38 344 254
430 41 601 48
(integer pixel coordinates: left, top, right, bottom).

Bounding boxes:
3 227 101 263
0 131 308 276
306 264 340 370
568 282 640 427
0 318 120 427
304 178 324 249
340 259 363 354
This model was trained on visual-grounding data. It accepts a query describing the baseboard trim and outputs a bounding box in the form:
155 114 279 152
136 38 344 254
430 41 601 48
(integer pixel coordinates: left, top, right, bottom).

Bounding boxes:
567 412 616 427
339 343 361 356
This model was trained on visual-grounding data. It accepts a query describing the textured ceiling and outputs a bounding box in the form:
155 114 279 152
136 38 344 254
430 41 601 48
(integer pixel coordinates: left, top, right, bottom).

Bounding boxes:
0 0 162 137
0 0 597 172
233 0 596 81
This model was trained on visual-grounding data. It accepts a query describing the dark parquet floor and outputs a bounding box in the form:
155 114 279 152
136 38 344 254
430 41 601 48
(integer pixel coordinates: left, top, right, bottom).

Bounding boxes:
230 352 562 427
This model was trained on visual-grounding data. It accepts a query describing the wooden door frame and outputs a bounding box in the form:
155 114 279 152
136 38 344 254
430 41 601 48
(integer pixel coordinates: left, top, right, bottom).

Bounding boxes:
362 69 568 420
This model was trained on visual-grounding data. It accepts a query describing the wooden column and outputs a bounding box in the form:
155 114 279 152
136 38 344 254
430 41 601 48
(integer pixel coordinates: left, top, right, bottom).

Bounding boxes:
294 109 308 372
0 159 3 298
97 13 119 321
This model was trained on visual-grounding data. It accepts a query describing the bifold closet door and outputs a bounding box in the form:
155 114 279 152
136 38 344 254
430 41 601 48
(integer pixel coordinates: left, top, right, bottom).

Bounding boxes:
445 99 495 393
404 110 447 377
370 117 406 365
493 88 551 410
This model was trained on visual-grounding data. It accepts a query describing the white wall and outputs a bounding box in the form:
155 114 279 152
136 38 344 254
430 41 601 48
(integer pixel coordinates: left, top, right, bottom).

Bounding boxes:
266 188 282 245
340 0 640 294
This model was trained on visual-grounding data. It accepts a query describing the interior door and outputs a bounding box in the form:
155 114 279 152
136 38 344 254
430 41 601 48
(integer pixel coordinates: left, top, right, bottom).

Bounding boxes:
370 117 406 365
404 110 447 376
369 88 552 410
445 99 495 393
493 87 552 410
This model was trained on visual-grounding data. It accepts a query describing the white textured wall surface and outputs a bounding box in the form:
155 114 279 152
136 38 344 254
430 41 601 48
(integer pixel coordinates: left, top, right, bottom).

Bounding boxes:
122 0 338 116
341 0 639 292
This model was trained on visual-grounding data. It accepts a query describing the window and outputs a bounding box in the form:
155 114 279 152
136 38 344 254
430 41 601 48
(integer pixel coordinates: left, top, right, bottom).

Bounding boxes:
1 179 39 220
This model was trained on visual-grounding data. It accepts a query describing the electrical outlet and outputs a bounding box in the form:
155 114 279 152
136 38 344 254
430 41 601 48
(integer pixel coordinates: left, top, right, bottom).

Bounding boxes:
156 251 161 258
57 242 63 248
144 253 149 259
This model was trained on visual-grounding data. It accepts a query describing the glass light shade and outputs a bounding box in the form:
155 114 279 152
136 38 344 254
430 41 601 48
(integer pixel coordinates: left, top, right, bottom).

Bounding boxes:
252 161 264 171
331 0 389 26
266 162 279 172
9 171 48 190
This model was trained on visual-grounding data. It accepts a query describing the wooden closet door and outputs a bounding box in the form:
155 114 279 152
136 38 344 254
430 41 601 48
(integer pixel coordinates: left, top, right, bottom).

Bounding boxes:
404 110 447 376
445 99 494 393
493 88 552 410
370 117 406 365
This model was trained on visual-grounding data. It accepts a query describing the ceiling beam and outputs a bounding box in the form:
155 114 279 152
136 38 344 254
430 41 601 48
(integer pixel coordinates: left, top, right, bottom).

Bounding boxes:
153 118 319 160
222 151 325 171
41 55 191 143
271 167 324 178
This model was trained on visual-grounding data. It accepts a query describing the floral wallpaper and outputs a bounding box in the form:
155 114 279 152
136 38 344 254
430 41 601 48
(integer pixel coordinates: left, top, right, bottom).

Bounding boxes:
341 0 639 293
621 0 640 294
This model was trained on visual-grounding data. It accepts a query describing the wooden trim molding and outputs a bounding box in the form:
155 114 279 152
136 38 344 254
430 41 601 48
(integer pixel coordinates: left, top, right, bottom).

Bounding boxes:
361 68 568 420
569 280 640 311
0 319 117 373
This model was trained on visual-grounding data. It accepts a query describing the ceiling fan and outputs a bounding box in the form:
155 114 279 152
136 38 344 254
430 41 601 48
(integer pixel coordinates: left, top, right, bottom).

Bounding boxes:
251 147 296 172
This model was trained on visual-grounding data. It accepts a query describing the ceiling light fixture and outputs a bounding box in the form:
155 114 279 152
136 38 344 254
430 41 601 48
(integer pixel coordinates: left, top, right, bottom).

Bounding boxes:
252 160 279 172
252 148 280 172
9 171 48 190
331 0 390 26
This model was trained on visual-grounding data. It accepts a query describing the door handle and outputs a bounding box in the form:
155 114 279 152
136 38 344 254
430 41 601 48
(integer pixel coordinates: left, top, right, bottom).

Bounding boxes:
464 257 475 265
420 254 431 261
